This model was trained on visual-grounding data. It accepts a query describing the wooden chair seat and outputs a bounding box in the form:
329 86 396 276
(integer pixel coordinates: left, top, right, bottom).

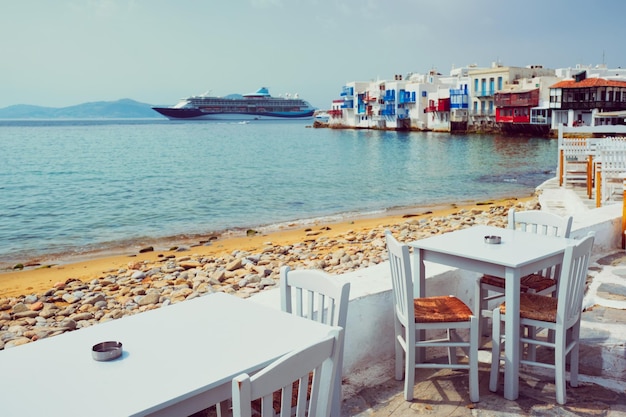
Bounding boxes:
498 292 558 322
480 273 556 293
414 296 474 323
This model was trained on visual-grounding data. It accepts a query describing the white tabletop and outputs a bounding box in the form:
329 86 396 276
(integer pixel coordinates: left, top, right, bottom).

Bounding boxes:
410 225 569 270
0 292 335 417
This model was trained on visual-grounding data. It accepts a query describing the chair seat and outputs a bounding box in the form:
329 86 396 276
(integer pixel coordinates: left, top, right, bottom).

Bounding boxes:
498 292 558 322
520 273 556 292
480 273 556 293
414 296 473 323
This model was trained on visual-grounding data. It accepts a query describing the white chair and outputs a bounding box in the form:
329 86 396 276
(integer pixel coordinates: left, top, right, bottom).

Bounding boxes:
231 327 344 417
280 266 350 417
280 266 350 328
218 268 349 417
489 233 595 405
595 140 626 206
474 208 573 341
558 136 593 192
385 231 479 403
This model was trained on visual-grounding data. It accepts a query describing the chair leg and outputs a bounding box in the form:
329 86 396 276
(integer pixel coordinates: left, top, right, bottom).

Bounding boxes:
404 356 415 401
394 322 404 381
405 328 415 401
526 325 537 361
447 329 458 365
569 323 581 388
554 329 567 405
474 279 489 343
469 316 480 403
489 309 502 393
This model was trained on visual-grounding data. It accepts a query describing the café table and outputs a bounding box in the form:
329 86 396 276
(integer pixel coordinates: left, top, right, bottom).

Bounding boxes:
409 224 573 400
0 291 337 417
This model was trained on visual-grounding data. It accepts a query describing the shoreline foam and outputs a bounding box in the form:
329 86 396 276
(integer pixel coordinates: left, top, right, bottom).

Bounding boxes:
0 192 532 273
0 195 537 300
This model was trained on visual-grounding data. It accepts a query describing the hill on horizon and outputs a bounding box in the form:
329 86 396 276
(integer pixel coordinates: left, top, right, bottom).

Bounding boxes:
0 98 163 119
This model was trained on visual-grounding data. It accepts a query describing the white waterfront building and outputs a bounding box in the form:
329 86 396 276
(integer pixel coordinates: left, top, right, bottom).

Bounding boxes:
329 66 479 132
328 62 626 134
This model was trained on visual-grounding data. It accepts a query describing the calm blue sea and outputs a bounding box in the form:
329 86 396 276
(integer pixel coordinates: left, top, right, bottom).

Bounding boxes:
0 119 557 268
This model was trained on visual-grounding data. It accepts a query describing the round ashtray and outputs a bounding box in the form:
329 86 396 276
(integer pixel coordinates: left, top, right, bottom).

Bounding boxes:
92 341 123 361
484 235 501 244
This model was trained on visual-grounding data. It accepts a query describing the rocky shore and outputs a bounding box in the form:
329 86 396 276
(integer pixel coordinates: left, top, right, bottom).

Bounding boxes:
0 197 540 350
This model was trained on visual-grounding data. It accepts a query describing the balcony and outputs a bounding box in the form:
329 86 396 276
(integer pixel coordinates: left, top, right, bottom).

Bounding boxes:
340 86 354 97
475 89 495 97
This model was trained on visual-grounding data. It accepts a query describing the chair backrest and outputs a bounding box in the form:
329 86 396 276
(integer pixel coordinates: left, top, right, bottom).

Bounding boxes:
559 137 591 159
556 233 595 328
385 231 414 328
280 266 350 328
231 327 343 417
508 208 573 238
508 209 573 280
597 146 626 175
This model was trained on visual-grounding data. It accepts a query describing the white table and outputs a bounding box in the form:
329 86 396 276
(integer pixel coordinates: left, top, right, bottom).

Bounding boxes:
409 225 573 400
0 292 337 416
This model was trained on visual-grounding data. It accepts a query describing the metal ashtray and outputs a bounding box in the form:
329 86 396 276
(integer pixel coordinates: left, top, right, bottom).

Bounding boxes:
92 341 123 361
484 235 501 244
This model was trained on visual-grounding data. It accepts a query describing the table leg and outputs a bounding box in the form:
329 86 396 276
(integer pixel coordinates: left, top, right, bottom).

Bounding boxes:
503 267 521 400
412 248 426 299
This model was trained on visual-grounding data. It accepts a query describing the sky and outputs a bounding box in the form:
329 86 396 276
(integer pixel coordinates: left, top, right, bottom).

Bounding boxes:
2 0 625 110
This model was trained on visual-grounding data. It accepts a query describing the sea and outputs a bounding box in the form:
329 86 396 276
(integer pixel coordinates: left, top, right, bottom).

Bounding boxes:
0 119 558 269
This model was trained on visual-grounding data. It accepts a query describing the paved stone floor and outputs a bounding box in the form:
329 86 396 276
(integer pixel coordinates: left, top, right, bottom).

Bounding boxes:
342 355 626 417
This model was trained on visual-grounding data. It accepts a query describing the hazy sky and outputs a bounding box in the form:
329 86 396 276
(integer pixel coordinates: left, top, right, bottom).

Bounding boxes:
2 0 624 109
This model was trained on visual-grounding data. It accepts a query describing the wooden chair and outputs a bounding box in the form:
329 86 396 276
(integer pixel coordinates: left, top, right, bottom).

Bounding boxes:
279 266 350 417
489 233 594 405
474 208 573 343
558 136 593 194
232 327 343 417
385 231 479 403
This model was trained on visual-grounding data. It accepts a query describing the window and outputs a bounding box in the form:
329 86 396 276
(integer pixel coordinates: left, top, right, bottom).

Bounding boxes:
474 79 478 92
498 77 503 90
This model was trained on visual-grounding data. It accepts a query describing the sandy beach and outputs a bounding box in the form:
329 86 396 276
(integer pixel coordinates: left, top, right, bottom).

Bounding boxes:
0 195 536 300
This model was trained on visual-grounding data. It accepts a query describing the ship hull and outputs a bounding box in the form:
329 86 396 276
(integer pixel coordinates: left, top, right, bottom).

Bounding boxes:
152 107 314 121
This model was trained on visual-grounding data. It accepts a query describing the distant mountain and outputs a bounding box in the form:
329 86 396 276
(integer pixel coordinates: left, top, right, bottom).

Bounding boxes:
0 99 163 119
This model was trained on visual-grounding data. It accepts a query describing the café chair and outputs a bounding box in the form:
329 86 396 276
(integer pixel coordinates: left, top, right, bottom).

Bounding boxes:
558 136 593 191
385 231 479 403
595 141 626 206
475 208 573 344
232 327 344 417
280 266 350 328
489 233 594 405
280 266 350 417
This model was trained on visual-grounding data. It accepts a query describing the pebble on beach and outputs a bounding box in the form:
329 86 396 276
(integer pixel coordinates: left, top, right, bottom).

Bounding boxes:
0 197 540 349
